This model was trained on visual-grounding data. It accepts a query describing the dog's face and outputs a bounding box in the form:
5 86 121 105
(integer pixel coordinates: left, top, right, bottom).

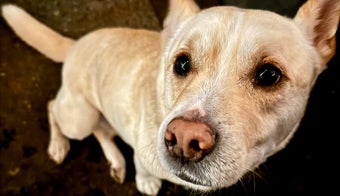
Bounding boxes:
157 0 339 191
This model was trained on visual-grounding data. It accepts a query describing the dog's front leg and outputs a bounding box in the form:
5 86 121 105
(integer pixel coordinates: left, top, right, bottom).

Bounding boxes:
93 119 126 184
134 155 162 195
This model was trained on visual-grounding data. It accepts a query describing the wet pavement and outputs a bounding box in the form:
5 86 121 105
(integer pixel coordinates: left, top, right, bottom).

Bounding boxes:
0 0 339 195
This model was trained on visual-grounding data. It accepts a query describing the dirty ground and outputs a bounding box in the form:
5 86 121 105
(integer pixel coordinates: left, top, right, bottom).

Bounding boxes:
0 0 339 195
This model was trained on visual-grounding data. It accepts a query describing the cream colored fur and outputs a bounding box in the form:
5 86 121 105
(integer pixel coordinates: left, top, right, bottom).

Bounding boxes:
2 0 339 195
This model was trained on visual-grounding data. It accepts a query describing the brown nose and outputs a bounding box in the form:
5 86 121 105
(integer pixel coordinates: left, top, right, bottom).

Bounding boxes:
164 118 216 162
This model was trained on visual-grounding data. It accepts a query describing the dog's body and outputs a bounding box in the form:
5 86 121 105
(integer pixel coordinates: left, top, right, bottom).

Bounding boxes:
2 0 339 195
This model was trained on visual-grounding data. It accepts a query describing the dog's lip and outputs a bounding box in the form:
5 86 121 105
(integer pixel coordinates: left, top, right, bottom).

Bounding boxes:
175 169 212 187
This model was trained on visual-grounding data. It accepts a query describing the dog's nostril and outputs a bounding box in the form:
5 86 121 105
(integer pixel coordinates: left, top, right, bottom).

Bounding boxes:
165 118 215 162
164 132 177 146
189 140 200 151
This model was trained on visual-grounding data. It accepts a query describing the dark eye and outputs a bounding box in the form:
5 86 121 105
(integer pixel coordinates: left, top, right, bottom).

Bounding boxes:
255 64 282 86
174 54 191 76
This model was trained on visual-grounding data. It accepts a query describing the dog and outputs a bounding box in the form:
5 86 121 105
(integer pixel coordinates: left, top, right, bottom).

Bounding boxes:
2 0 339 195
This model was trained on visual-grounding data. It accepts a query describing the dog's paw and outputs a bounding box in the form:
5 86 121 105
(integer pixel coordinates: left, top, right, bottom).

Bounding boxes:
47 138 70 164
109 162 126 184
136 174 162 196
102 145 126 184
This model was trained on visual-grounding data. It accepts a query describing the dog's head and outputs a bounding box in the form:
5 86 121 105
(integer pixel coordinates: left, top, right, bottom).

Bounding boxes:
156 0 339 191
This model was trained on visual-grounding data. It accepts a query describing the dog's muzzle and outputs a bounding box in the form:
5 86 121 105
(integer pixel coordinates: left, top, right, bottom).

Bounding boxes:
163 118 217 186
158 114 243 189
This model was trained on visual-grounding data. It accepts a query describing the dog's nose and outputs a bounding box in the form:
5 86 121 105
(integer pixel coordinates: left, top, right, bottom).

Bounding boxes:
164 118 215 162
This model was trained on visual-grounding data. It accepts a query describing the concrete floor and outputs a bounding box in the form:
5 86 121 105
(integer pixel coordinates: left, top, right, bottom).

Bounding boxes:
0 0 339 195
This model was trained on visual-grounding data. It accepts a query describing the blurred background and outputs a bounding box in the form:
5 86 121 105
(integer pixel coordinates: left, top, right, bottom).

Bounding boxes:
0 0 338 195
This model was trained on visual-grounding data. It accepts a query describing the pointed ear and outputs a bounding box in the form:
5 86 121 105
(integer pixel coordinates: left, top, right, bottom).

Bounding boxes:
161 0 200 47
294 0 340 65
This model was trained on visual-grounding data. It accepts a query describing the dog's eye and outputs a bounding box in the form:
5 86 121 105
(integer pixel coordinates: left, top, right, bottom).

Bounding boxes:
174 54 191 76
255 64 282 86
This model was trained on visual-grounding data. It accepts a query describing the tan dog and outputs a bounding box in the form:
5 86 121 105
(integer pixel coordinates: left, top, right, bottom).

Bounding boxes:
2 0 339 195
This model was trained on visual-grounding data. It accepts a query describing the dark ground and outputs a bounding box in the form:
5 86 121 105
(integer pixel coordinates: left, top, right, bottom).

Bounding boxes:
0 0 339 195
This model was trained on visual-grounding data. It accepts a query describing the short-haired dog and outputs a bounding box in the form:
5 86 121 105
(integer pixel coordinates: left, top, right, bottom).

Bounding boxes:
2 0 339 195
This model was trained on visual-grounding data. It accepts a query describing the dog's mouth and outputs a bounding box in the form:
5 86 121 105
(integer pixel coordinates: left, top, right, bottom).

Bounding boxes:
175 169 212 186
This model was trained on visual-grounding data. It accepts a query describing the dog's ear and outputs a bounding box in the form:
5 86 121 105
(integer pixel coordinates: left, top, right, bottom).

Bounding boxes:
294 0 340 66
161 0 200 47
